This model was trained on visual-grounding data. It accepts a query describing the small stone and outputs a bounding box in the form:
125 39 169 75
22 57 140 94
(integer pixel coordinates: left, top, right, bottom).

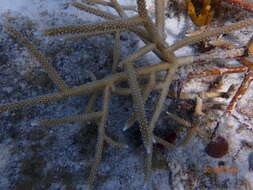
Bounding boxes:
164 130 177 143
205 136 229 158
24 70 54 89
31 121 39 127
218 161 225 166
27 128 46 141
2 87 13 93
0 54 8 64
154 129 177 150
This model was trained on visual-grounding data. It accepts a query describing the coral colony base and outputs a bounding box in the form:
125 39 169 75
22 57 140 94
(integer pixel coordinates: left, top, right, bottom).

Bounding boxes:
1 0 253 188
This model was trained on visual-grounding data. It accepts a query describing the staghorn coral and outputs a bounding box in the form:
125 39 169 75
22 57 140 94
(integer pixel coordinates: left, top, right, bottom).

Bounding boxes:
1 0 253 188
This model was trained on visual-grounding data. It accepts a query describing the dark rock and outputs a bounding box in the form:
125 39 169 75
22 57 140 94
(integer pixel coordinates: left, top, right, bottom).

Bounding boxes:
205 136 229 158
26 128 46 141
248 151 253 171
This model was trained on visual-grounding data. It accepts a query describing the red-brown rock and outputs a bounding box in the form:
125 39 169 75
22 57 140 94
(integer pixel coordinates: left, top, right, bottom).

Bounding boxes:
205 136 229 158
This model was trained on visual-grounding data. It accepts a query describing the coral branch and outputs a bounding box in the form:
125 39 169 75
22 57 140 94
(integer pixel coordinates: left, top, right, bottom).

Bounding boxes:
124 73 156 130
226 72 253 114
121 44 156 153
155 0 166 39
0 62 173 113
82 0 112 6
188 66 247 78
112 31 121 73
72 2 117 19
87 86 111 186
136 0 149 19
44 16 145 36
35 112 102 126
4 25 69 91
64 29 125 41
149 64 179 132
168 19 253 51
